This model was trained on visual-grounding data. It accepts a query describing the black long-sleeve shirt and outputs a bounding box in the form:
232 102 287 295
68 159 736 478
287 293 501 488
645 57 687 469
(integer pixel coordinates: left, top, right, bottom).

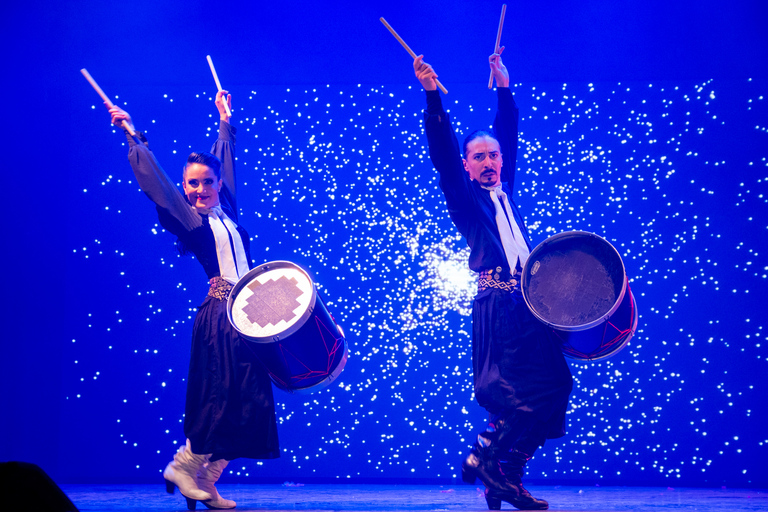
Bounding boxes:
124 121 252 279
424 88 532 274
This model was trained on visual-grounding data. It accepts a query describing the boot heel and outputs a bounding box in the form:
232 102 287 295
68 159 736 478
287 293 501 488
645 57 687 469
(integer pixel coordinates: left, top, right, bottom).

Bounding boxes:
165 478 176 495
485 493 502 510
185 497 197 510
486 497 502 510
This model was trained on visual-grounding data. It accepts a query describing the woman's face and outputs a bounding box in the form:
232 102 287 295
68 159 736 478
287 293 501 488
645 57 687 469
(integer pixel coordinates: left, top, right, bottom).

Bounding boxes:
182 163 222 209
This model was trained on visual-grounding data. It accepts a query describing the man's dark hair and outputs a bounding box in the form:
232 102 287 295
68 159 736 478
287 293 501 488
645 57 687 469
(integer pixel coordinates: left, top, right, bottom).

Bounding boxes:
462 130 497 158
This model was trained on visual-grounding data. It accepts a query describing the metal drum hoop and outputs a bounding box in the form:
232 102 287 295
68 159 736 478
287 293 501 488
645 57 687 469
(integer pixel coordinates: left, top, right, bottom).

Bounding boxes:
522 231 628 332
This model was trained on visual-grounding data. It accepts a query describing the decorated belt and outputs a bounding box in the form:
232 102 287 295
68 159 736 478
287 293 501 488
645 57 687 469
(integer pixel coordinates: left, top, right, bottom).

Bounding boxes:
478 267 521 293
208 276 234 301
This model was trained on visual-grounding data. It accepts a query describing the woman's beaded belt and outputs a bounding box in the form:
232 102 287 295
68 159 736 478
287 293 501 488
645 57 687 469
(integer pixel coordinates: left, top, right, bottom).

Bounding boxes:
478 268 521 293
208 276 234 301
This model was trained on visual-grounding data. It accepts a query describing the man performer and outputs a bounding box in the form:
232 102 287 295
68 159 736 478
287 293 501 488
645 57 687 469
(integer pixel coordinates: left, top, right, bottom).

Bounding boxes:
413 50 573 510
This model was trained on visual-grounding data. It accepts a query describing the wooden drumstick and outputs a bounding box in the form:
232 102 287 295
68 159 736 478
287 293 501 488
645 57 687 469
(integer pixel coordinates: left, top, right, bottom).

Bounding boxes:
206 55 232 118
80 68 137 136
379 17 448 94
488 4 507 89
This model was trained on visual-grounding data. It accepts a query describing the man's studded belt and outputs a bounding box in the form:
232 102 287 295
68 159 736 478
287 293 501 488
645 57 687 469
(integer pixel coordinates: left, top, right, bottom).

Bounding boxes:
478 267 521 293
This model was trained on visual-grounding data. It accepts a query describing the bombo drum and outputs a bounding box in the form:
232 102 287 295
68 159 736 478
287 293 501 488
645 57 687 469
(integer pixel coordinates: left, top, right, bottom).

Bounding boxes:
227 260 348 393
522 231 638 361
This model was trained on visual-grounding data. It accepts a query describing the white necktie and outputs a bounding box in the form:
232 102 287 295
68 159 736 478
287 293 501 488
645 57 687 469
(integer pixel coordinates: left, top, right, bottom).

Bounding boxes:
207 206 250 284
485 186 530 271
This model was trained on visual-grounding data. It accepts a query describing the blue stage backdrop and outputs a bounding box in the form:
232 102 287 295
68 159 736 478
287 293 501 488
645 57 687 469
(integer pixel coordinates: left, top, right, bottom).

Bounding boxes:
61 77 767 485
3 0 767 490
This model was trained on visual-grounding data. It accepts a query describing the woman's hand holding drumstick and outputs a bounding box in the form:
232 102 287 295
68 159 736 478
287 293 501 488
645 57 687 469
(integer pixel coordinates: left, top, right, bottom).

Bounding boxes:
215 90 232 122
108 104 136 134
489 48 509 89
81 68 137 136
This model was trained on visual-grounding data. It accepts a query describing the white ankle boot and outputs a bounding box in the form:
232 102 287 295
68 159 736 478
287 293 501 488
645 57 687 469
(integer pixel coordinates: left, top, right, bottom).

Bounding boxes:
163 439 213 503
197 459 236 509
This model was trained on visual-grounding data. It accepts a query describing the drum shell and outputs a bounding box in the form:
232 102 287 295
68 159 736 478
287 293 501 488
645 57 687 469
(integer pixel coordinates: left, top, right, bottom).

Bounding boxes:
227 261 347 393
522 231 638 361
551 283 637 361
247 295 348 393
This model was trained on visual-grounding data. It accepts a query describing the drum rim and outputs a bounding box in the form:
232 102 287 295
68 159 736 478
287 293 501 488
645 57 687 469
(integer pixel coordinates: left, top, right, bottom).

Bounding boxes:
227 260 318 343
522 231 628 332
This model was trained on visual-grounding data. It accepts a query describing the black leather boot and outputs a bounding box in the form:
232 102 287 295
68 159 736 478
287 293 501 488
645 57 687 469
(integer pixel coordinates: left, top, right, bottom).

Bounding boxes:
485 483 548 510
461 417 521 495
484 450 548 510
461 435 503 487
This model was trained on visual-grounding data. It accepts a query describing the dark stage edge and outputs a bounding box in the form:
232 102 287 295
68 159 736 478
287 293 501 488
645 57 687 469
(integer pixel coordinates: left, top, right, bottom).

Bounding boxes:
56 484 767 512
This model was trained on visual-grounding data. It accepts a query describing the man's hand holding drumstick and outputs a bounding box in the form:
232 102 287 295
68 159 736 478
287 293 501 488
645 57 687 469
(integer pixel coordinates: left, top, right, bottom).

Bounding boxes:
489 47 509 88
415 50 508 91
413 55 439 92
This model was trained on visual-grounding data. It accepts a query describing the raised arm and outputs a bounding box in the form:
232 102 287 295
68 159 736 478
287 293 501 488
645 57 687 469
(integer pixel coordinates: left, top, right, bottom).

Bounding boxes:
488 51 519 188
108 105 202 231
210 90 238 214
415 55 474 210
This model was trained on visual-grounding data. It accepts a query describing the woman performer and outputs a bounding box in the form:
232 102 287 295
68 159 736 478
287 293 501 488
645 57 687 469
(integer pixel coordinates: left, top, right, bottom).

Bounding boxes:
108 91 279 510
413 51 573 510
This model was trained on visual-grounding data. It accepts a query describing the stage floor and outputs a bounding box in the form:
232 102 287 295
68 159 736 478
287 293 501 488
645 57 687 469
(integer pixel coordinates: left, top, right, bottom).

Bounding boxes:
57 483 767 511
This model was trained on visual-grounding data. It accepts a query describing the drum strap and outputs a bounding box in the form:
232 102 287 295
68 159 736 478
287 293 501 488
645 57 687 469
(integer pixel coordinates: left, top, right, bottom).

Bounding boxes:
483 186 530 271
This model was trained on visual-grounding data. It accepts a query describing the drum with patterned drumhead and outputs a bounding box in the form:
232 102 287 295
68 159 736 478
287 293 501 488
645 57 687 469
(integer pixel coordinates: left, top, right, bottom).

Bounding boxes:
227 260 347 393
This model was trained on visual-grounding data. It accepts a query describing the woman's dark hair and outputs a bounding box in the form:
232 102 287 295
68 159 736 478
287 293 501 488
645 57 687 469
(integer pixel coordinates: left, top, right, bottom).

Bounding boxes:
184 151 222 179
462 130 497 158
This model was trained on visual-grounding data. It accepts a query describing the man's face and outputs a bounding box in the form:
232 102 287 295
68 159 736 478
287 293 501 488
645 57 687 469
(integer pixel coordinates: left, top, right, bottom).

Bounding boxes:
463 136 502 187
